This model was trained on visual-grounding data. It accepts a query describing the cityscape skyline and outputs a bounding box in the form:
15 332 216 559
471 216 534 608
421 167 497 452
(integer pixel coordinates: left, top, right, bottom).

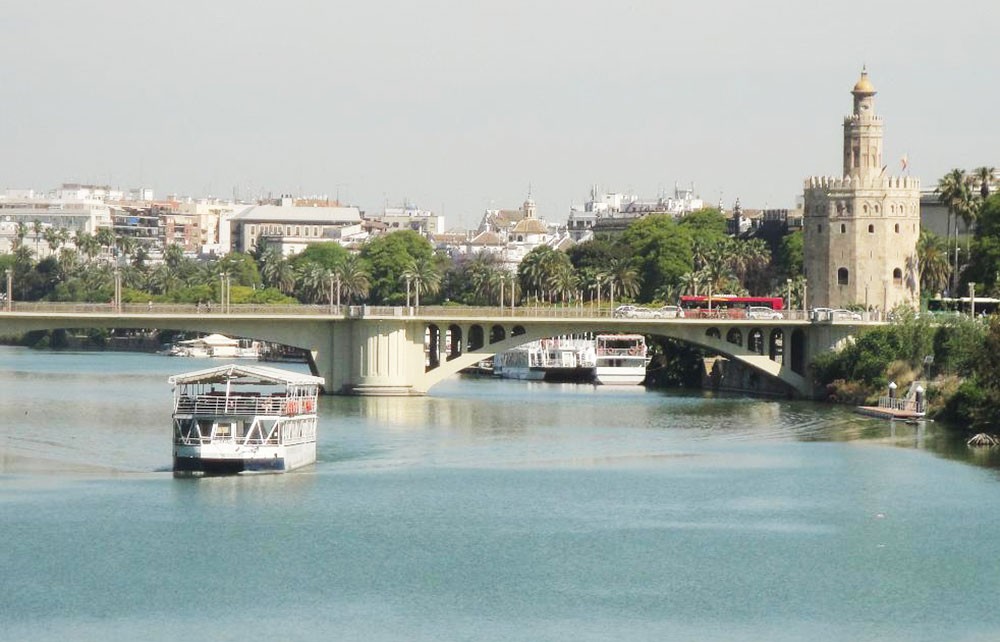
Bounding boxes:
2 0 997 230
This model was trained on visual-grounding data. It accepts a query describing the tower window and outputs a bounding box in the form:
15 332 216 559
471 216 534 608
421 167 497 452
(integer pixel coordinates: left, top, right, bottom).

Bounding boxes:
868 224 875 234
895 223 900 233
875 204 880 214
817 224 822 233
838 268 849 285
893 268 903 285
863 204 869 214
841 223 846 233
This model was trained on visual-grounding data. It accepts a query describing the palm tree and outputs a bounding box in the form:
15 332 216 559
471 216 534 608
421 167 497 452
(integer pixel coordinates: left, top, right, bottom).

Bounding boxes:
679 271 704 296
607 257 640 300
74 231 101 263
296 263 329 304
937 169 974 292
43 227 61 256
336 255 370 305
916 230 950 296
975 166 995 200
401 256 442 308
547 261 578 304
32 220 43 257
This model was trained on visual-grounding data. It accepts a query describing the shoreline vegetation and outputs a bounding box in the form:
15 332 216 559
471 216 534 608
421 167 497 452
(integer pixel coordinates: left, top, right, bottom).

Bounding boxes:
811 309 1000 437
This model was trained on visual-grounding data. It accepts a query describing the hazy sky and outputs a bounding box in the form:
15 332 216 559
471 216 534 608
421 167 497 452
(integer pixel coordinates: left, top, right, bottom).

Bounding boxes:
1 0 997 230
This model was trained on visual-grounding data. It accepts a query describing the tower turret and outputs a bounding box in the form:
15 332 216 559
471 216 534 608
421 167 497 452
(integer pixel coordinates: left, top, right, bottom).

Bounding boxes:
843 67 883 179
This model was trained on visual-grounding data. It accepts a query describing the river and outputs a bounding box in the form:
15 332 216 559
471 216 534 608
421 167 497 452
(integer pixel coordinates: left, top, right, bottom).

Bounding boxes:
1 346 999 641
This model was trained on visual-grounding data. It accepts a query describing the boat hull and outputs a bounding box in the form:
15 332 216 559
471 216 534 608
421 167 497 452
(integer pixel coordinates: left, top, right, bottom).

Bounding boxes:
173 441 316 475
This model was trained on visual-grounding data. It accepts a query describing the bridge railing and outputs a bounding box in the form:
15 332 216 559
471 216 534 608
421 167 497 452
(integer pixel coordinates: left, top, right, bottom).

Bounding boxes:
0 301 848 323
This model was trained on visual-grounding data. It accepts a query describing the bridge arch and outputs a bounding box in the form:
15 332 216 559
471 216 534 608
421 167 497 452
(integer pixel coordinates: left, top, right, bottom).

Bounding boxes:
726 328 743 347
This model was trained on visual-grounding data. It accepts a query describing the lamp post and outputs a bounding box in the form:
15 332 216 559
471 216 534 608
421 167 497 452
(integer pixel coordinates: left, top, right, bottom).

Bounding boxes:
328 273 335 315
802 280 807 317
405 275 412 311
335 273 342 313
888 381 897 400
970 282 976 317
786 278 792 316
5 268 11 312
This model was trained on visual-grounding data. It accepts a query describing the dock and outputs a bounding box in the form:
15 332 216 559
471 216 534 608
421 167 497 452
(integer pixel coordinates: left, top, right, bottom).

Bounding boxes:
855 405 924 421
856 381 926 420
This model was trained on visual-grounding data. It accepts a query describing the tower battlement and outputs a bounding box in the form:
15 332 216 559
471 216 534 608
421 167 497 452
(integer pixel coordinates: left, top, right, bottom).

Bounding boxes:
843 114 883 125
804 175 920 191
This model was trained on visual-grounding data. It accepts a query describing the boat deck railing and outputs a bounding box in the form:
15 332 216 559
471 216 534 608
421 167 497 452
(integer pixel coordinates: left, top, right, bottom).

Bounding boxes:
175 394 316 416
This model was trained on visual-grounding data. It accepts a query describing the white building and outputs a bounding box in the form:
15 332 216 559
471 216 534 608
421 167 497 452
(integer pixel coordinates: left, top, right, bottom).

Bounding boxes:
230 203 365 256
368 202 444 237
567 184 704 240
0 195 113 255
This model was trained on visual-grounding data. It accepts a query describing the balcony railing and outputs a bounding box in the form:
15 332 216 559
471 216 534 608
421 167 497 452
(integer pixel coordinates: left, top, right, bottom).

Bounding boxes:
174 394 315 416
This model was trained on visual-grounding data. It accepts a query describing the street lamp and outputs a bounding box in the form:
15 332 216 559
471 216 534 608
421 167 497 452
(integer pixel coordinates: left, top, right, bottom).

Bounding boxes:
328 273 335 315
970 282 976 317
801 279 807 317
786 278 792 316
5 268 11 312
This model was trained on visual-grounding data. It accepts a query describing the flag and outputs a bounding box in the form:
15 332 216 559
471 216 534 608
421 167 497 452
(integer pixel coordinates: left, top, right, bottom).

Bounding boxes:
901 154 909 172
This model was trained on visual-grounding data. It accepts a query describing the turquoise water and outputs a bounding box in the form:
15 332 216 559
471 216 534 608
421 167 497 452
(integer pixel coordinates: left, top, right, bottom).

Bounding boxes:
1 347 999 641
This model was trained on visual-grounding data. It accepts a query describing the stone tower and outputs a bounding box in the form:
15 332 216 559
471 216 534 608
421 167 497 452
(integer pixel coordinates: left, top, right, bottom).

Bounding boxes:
802 68 920 313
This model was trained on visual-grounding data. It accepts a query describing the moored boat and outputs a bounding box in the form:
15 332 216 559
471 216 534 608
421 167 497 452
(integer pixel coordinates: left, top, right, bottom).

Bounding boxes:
493 336 597 382
169 364 325 475
594 334 648 385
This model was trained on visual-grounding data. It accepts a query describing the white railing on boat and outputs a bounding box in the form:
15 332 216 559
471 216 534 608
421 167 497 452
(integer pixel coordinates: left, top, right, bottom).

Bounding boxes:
175 394 316 416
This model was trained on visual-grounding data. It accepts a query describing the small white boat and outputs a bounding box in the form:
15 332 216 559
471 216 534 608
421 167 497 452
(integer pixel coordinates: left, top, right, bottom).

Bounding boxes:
594 334 649 385
493 336 597 382
164 334 260 359
169 364 325 475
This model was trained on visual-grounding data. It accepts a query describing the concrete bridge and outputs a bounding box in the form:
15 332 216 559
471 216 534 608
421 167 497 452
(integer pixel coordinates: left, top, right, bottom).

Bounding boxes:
0 303 870 397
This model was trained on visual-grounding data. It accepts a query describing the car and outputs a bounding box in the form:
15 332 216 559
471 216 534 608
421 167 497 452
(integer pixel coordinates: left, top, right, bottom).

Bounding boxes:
831 308 863 321
613 305 638 318
746 306 783 320
656 305 685 319
810 307 833 321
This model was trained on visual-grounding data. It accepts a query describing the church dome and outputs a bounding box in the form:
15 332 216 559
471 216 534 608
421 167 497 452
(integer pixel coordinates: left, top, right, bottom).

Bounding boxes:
852 69 876 94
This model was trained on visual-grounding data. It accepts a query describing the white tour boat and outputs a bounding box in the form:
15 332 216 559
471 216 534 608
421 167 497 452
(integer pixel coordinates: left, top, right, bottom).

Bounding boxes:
164 334 260 359
493 336 597 382
169 364 325 475
594 334 649 385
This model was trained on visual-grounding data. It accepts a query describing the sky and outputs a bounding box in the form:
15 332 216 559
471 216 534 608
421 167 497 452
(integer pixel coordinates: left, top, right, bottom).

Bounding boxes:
1 0 998 230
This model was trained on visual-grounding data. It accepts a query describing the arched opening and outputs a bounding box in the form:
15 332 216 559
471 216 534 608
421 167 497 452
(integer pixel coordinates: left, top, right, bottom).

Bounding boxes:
706 327 721 340
817 224 822 233
868 224 875 234
790 329 806 375
447 324 462 361
726 328 743 347
893 268 903 285
894 223 900 233
489 325 505 344
468 325 485 351
426 324 441 370
512 325 526 337
748 328 764 355
837 268 849 285
768 328 784 363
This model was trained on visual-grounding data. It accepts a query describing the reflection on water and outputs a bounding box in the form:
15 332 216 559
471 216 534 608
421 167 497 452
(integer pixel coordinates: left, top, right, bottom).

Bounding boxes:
4 348 1000 641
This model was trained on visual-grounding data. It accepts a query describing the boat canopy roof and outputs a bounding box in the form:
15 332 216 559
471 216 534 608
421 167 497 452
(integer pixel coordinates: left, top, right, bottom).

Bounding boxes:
168 364 325 387
176 333 240 347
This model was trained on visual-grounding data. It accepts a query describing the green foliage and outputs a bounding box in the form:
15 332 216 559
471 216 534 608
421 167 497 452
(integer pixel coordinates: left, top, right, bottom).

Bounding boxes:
566 239 623 271
776 230 803 279
619 215 694 302
677 208 727 241
360 230 434 304
932 315 985 377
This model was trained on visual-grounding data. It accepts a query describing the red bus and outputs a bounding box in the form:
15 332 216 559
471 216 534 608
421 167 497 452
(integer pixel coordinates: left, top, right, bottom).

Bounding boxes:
679 295 784 319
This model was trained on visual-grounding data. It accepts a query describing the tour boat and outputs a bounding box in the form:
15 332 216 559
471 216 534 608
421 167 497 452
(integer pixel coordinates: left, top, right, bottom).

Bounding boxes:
493 336 597 382
169 364 325 475
163 334 260 359
594 334 649 385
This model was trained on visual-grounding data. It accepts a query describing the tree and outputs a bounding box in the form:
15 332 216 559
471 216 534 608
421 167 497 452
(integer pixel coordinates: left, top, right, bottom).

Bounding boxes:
360 230 434 304
401 255 442 308
335 254 370 305
916 230 950 297
937 168 974 290
518 246 572 302
974 166 995 200
619 215 694 302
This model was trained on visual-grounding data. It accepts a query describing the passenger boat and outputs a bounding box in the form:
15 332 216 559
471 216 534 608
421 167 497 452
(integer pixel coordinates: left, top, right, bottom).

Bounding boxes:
163 334 260 359
169 364 325 475
594 334 649 385
493 336 597 382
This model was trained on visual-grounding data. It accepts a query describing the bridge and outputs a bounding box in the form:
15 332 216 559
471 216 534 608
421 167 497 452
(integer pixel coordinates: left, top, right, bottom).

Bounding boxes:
0 303 870 397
